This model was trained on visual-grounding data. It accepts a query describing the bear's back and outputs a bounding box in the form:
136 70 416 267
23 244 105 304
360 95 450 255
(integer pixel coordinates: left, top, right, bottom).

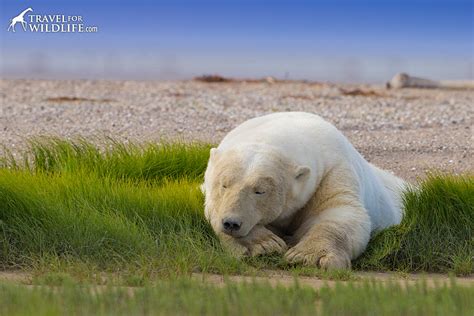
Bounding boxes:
219 112 345 168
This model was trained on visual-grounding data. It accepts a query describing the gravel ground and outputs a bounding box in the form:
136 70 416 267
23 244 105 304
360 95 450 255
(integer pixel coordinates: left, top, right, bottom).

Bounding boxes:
0 79 472 182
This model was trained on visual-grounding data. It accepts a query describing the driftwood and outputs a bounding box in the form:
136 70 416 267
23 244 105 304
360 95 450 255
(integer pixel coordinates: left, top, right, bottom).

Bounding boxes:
386 73 474 89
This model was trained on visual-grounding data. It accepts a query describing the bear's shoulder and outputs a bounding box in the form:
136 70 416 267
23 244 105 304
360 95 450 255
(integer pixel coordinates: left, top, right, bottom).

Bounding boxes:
220 112 340 150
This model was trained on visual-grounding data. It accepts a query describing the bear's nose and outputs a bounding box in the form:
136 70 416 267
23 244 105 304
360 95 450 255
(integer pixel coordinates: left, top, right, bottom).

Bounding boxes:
222 218 242 233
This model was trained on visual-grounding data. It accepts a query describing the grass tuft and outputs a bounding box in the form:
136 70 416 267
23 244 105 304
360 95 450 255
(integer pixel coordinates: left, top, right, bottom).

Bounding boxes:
2 137 212 183
0 139 472 276
355 174 473 274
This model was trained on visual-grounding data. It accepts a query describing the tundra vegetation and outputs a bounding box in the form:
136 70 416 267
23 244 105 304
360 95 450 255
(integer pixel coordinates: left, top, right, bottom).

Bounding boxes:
0 138 472 315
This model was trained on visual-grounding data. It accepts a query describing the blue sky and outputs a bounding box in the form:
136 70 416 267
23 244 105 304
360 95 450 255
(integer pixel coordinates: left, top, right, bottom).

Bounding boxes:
1 0 472 82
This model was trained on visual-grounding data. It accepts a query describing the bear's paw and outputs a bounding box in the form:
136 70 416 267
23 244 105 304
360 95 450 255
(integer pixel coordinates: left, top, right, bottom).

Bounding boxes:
284 244 351 270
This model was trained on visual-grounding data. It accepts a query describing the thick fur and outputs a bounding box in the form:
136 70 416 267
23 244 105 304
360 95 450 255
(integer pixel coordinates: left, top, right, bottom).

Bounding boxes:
202 112 407 269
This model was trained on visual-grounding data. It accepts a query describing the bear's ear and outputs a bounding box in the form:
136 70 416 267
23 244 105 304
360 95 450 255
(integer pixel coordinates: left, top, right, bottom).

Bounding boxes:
295 165 311 180
209 148 219 159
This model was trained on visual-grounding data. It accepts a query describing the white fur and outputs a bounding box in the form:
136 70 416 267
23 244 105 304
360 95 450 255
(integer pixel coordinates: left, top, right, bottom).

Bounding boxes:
203 112 408 265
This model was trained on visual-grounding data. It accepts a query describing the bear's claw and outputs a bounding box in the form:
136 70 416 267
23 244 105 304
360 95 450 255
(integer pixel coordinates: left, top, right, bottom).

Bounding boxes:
318 253 351 270
284 246 350 270
245 233 287 256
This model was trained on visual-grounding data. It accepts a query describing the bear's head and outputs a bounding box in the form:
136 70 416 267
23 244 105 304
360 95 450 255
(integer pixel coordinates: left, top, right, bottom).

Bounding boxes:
202 144 311 237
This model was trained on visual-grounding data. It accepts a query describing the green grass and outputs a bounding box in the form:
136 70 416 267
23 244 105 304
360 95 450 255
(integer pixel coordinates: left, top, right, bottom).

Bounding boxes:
2 137 212 182
355 174 473 274
1 278 473 316
0 138 473 276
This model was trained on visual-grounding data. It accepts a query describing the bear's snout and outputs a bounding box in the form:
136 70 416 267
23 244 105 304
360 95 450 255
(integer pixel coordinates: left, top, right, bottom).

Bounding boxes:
222 217 243 235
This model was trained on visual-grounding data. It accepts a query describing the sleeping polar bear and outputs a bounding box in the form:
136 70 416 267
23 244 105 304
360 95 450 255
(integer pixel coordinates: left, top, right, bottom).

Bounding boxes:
202 112 407 269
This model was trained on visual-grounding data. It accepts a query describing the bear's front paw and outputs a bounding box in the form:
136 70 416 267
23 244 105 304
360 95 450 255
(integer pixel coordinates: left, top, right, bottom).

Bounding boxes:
240 231 288 257
284 245 351 270
318 253 351 270
218 233 251 258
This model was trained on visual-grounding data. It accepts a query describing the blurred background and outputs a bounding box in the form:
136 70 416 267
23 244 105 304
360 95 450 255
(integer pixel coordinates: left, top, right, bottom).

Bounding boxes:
0 0 472 83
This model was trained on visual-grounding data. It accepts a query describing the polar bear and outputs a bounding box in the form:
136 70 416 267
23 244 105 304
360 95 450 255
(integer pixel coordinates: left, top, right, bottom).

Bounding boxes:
202 112 407 269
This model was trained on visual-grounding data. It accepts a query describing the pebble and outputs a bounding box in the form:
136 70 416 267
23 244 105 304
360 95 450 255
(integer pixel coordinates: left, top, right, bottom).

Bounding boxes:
0 79 472 181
